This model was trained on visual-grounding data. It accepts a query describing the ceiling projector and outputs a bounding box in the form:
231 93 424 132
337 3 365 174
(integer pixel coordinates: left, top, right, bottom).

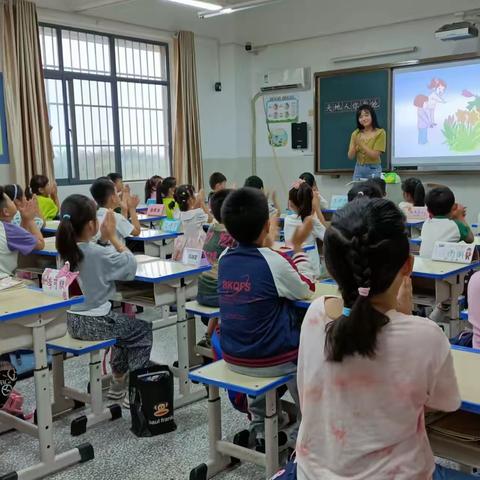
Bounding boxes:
435 21 479 41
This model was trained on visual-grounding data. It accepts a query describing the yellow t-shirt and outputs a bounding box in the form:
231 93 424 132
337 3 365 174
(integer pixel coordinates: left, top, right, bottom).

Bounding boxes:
350 128 386 165
37 195 59 221
162 198 179 219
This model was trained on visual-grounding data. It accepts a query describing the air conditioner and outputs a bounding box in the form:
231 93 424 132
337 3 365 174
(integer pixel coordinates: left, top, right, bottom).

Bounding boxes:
259 67 309 92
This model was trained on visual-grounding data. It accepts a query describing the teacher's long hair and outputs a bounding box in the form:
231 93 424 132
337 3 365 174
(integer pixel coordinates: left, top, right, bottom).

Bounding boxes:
356 104 380 130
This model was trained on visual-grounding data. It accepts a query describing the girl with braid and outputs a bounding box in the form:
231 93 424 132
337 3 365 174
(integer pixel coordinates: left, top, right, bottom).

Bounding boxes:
272 198 470 480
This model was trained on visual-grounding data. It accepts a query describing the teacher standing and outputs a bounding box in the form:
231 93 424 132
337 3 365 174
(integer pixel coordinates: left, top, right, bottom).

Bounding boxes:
348 104 386 181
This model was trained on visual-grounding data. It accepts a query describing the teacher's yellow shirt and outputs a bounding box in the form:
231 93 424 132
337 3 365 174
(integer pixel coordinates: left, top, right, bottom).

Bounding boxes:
350 128 386 165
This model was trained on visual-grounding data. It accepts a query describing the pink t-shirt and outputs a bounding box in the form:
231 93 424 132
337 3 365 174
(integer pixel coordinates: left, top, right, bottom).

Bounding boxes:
467 271 480 349
296 296 461 480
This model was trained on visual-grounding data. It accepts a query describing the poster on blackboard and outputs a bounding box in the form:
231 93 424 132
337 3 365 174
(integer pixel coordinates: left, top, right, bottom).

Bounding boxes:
0 74 9 164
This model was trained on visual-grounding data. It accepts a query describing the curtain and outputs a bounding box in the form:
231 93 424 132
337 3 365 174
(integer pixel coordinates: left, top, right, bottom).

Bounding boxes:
1 0 53 186
172 31 203 190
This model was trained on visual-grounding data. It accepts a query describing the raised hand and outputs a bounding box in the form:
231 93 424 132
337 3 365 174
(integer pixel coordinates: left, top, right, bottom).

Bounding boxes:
291 216 314 252
100 209 117 242
397 276 413 315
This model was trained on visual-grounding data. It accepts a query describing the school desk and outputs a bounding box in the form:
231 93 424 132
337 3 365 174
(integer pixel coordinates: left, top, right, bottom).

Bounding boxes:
293 281 340 309
136 213 166 224
0 288 91 479
42 220 60 235
114 258 212 409
127 229 183 259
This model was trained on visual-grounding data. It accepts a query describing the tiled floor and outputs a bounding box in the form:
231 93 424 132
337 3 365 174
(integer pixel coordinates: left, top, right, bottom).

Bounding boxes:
0 321 266 480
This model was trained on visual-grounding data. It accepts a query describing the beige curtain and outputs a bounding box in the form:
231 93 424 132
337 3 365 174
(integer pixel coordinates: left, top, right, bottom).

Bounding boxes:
172 31 203 190
1 0 53 186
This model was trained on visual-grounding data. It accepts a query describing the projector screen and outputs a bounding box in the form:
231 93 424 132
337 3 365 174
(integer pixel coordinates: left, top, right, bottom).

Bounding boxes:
392 58 480 170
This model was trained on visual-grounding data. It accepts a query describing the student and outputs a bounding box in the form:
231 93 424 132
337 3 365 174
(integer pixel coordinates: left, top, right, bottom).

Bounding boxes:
56 195 152 407
144 175 162 203
399 177 426 210
219 187 315 450
369 176 386 197
244 175 280 217
156 176 179 219
283 197 467 480
299 171 329 209
284 180 326 279
468 272 480 349
0 186 44 276
208 172 227 200
90 177 141 240
420 186 473 258
27 175 59 221
4 184 44 229
107 172 124 194
197 189 237 348
172 185 210 261
347 181 383 202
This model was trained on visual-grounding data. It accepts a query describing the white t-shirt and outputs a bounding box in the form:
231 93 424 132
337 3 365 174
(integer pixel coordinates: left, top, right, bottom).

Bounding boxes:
284 214 325 278
95 207 134 243
296 297 461 480
419 217 466 258
398 201 413 212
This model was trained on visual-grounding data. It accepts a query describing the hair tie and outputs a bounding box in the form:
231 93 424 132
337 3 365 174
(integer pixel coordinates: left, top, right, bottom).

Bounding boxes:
358 287 370 297
13 184 18 200
342 307 351 317
63 214 71 220
291 179 305 190
357 191 364 197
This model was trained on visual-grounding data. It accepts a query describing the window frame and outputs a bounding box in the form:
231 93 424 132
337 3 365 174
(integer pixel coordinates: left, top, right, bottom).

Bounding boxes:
40 23 172 186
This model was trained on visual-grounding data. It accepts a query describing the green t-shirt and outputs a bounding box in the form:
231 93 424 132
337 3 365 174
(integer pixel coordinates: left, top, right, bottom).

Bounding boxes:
37 195 58 221
350 128 386 165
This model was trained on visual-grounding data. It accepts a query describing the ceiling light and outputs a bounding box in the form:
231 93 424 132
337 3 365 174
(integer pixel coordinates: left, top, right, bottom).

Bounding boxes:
198 0 283 18
165 0 222 11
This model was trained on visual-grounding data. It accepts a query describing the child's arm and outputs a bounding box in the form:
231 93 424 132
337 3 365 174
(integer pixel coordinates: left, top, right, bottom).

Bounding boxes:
195 189 213 223
127 194 141 237
451 204 474 244
50 181 60 211
19 196 44 250
271 190 280 216
312 194 327 227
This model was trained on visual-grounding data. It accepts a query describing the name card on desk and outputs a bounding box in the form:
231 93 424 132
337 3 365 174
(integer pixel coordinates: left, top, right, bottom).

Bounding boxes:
330 195 348 210
432 242 475 264
42 262 79 299
147 204 165 216
405 206 429 221
162 219 181 233
182 248 203 266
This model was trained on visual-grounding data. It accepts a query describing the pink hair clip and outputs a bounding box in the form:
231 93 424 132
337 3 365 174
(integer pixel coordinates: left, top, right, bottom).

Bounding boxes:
291 179 305 190
358 287 370 297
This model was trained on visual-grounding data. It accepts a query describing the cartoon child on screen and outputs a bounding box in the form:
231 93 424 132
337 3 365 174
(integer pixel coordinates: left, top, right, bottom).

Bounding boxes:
427 78 447 127
414 94 430 145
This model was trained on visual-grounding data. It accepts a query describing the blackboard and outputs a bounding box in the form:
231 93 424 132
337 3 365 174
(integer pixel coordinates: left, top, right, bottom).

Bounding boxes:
315 68 390 174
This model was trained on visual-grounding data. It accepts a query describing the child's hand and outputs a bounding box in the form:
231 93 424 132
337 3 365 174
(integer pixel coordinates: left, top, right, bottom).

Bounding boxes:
127 194 140 210
451 203 467 220
18 198 37 222
292 216 314 252
51 181 58 197
397 276 413 315
264 218 279 248
312 192 320 212
31 194 41 217
100 209 117 242
271 190 277 203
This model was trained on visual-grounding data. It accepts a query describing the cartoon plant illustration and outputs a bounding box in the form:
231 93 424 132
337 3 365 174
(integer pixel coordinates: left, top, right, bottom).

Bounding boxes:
442 89 480 152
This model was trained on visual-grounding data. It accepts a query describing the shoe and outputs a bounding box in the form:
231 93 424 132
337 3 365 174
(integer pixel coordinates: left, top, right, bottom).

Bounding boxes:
107 374 128 400
197 333 211 349
255 431 288 453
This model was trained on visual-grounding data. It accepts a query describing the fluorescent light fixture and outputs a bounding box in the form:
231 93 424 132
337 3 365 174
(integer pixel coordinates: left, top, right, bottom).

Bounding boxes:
198 0 283 18
165 0 222 11
331 47 417 63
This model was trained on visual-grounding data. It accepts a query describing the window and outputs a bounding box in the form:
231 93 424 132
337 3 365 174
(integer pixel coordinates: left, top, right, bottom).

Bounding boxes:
39 25 171 184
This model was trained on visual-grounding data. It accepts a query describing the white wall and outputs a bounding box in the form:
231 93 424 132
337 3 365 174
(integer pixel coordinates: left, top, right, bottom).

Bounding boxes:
206 15 480 220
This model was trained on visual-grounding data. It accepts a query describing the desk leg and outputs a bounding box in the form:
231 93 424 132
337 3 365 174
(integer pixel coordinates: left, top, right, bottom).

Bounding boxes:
264 390 279 479
145 242 161 258
51 352 78 416
435 277 463 338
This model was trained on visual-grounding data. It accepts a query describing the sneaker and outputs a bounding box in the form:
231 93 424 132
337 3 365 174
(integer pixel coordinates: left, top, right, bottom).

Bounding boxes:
107 374 128 400
255 431 288 453
197 333 211 349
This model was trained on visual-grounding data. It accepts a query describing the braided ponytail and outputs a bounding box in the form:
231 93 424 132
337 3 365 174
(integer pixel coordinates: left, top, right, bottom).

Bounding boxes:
402 177 425 207
324 198 410 362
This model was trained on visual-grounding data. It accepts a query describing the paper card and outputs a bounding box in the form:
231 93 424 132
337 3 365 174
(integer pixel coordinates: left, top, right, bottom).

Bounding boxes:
146 199 156 206
405 206 429 221
182 248 203 266
432 242 475 264
330 195 348 210
162 219 181 233
42 262 79 300
147 204 165 216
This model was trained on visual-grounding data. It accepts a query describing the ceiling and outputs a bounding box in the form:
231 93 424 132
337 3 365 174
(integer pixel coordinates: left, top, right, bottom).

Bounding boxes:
34 0 480 44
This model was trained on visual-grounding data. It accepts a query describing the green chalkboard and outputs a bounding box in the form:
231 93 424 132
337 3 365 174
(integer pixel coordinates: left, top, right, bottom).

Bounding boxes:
315 68 390 174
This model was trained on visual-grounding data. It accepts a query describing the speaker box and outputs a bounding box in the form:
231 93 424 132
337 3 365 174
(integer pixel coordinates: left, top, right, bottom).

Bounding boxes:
291 122 308 150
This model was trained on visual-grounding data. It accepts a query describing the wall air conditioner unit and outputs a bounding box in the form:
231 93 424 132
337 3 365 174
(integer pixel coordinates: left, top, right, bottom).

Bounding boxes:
259 67 310 92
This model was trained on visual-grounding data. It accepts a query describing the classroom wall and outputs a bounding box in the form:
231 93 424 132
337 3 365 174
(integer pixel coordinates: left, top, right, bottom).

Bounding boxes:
202 14 480 221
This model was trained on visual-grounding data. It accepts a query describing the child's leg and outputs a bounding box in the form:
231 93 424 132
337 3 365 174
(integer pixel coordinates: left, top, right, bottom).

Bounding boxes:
207 318 218 337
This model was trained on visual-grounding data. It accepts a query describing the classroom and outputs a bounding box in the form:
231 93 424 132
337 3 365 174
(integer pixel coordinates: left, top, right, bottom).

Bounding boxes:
2 0 480 479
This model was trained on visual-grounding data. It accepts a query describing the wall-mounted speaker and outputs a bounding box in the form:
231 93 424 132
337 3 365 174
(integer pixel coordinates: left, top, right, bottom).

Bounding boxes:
292 122 308 150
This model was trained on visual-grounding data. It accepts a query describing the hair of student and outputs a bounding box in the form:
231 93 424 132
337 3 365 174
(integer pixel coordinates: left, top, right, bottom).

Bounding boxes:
27 174 49 198
356 104 380 130
174 184 195 212
289 182 313 221
107 172 122 183
56 194 97 271
90 177 116 207
368 177 386 196
156 176 177 210
0 186 7 209
425 186 455 217
402 177 425 207
347 181 383 202
144 175 162 203
324 198 410 362
221 187 269 244
209 172 227 190
244 175 264 190
299 172 317 189
4 184 24 202
210 189 233 223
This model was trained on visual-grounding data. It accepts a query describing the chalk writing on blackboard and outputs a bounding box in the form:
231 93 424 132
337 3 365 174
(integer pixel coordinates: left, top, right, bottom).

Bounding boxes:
324 97 381 114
